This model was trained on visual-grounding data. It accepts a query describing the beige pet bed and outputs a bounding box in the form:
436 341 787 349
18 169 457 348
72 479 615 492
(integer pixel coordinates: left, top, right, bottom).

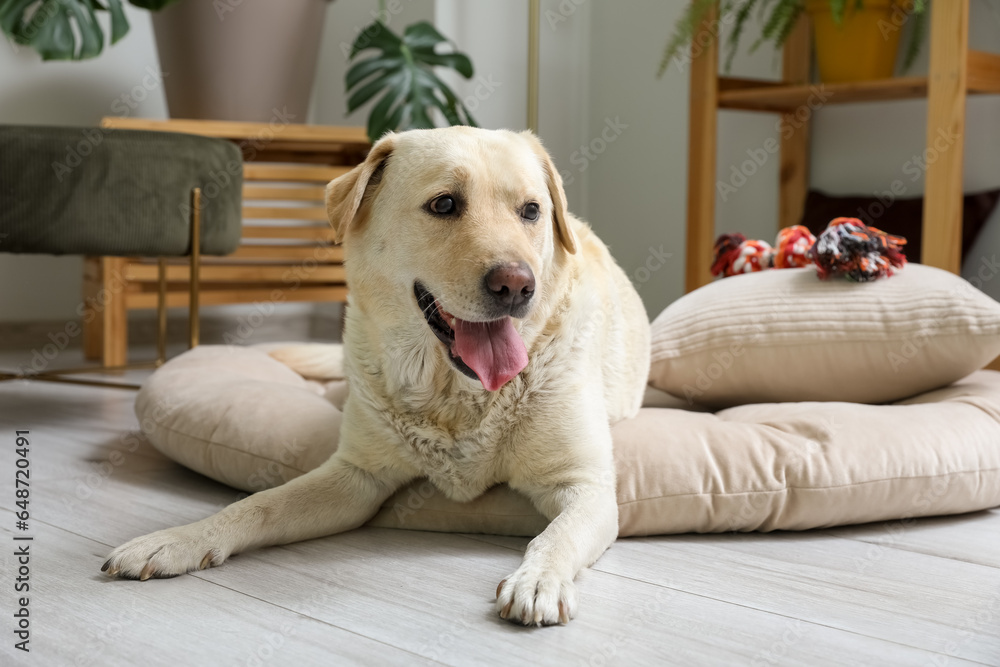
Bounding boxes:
135 345 1000 537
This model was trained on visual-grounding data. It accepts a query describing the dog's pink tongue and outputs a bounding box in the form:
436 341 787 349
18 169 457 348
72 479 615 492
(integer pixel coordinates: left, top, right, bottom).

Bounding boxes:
451 317 528 391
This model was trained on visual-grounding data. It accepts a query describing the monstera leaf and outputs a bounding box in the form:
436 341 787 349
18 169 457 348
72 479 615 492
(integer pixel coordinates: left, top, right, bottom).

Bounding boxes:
0 0 177 61
346 20 477 142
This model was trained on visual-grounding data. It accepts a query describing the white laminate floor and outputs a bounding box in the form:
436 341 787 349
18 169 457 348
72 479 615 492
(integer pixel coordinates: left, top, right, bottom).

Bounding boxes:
0 351 998 666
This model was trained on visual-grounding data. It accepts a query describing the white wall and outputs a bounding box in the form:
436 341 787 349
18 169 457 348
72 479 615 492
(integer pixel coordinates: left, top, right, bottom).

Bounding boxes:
584 1 1000 317
2 0 999 326
433 0 592 213
310 0 435 127
0 2 166 322
0 0 432 324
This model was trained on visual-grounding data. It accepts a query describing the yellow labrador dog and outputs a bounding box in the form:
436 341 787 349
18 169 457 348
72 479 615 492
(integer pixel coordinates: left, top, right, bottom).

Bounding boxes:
104 127 650 626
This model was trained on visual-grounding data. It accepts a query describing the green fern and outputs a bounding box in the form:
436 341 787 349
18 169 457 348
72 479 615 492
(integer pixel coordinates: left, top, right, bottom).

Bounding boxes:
770 3 805 49
829 0 847 24
724 0 760 71
901 1 927 71
658 0 929 78
657 0 719 77
752 0 800 52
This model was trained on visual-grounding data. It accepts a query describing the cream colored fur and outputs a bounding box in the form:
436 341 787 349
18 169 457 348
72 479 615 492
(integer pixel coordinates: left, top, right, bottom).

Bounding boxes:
104 127 650 627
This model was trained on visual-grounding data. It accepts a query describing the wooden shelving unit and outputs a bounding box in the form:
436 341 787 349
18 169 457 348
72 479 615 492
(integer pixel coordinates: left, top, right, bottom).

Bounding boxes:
84 118 370 366
685 0 1000 291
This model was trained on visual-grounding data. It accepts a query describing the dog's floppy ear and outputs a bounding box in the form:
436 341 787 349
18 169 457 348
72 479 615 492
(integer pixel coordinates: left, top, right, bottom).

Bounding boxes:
523 132 578 255
326 133 396 244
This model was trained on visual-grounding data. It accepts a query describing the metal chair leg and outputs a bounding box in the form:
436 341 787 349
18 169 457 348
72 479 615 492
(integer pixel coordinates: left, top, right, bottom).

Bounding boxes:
157 257 167 366
1 187 206 391
189 187 201 350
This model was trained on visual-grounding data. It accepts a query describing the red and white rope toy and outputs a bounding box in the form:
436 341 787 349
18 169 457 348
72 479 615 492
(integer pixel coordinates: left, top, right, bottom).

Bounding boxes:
711 219 907 283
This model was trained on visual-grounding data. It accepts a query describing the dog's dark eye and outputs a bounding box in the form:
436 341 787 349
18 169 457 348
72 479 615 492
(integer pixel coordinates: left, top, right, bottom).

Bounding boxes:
522 202 540 222
430 195 456 216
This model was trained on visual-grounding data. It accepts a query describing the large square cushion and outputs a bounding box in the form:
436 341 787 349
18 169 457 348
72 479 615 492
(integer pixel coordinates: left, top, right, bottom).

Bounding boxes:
134 345 1000 536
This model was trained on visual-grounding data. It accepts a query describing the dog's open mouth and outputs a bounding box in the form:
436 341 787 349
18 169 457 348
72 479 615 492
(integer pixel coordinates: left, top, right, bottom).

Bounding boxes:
414 282 528 391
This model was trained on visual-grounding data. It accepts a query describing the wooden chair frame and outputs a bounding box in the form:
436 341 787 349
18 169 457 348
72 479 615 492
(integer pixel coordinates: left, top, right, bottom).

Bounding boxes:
0 189 204 390
84 118 369 367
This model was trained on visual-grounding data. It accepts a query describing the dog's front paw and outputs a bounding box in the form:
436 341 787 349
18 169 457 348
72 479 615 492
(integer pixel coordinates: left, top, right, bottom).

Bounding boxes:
495 565 577 626
102 524 228 581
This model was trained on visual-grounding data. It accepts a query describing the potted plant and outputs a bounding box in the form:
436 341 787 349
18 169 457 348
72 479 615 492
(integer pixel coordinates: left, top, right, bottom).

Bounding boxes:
150 0 330 122
0 0 177 60
2 0 479 130
0 0 331 123
659 0 928 83
345 19 478 141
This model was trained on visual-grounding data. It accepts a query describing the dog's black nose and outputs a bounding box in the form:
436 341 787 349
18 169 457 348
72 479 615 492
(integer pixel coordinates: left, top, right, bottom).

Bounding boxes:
485 262 535 311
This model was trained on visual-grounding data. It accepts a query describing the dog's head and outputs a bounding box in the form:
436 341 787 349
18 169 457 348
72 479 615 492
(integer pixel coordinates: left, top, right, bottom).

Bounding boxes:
325 127 577 391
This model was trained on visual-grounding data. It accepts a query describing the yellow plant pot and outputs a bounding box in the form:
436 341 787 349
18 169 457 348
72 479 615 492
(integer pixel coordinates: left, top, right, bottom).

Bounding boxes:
805 0 910 83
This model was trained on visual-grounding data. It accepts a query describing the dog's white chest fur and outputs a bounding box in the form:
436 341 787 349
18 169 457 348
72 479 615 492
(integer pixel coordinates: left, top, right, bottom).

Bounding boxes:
393 415 499 501
377 374 535 502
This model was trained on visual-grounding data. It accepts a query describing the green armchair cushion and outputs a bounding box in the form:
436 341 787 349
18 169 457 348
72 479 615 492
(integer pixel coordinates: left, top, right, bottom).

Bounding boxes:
0 125 243 257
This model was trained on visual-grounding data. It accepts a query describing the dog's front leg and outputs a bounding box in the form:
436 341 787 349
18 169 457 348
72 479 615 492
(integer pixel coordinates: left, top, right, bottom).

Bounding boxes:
103 453 413 580
496 477 618 626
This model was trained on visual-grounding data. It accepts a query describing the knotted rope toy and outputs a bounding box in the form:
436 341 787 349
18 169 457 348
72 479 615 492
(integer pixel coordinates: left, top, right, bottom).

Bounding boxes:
711 218 907 282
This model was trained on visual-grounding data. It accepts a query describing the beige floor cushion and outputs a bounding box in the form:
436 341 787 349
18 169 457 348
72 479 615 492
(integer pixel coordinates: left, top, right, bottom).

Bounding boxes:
135 345 1000 537
649 264 1000 408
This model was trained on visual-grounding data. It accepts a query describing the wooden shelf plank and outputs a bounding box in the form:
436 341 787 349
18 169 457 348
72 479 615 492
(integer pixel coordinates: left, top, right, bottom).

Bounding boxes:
100 117 370 148
226 245 344 264
243 185 326 201
126 286 348 309
719 47 999 113
240 225 337 241
968 50 1000 94
719 76 930 112
242 205 328 221
123 264 345 283
718 77 785 93
244 163 350 182
229 244 344 262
